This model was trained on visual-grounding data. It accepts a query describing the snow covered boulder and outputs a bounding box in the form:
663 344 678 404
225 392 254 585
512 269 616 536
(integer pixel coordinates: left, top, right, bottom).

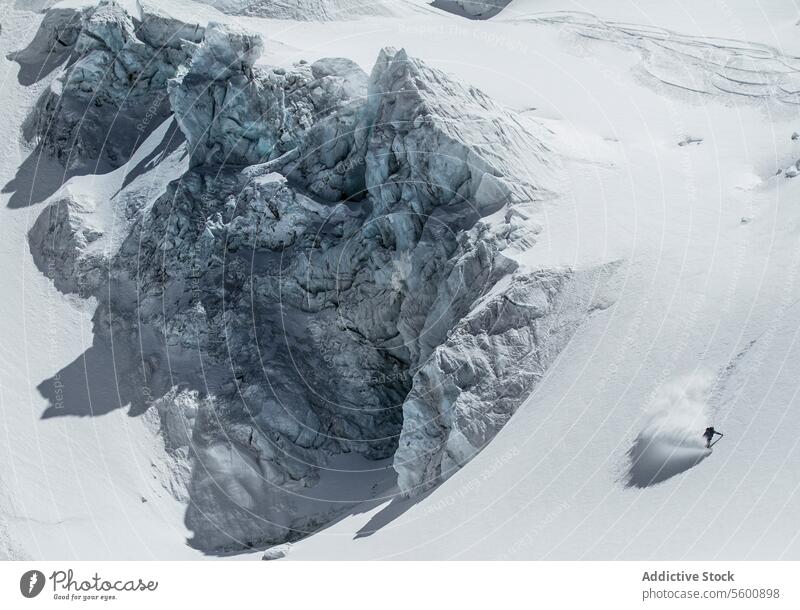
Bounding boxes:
167 22 270 166
135 0 206 50
262 543 291 560
73 1 136 54
117 48 570 546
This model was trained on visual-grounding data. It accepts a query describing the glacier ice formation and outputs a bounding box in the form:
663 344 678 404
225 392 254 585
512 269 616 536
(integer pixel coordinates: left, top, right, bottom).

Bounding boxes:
435 0 512 19
29 0 204 169
26 1 617 551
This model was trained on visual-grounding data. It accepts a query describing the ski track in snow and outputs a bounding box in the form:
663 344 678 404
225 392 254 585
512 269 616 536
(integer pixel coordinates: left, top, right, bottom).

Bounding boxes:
520 11 800 107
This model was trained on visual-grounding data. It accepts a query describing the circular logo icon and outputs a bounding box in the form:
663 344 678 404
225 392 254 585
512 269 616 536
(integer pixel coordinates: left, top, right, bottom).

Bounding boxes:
20 570 46 598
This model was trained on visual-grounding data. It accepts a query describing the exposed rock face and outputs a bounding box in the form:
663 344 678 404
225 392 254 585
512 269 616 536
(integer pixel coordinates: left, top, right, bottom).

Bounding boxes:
30 0 204 169
29 4 616 552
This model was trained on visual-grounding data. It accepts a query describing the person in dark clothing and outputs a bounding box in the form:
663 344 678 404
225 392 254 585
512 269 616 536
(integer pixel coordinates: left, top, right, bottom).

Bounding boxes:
703 426 723 448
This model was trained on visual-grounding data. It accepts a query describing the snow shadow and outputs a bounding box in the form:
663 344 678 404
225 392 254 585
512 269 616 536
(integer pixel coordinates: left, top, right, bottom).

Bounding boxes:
7 7 80 86
4 107 176 208
626 374 714 488
204 461 413 556
2 152 79 209
39 335 157 419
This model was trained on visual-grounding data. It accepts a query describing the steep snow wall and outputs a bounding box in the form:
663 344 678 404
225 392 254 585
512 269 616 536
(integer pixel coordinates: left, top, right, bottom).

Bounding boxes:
28 2 617 551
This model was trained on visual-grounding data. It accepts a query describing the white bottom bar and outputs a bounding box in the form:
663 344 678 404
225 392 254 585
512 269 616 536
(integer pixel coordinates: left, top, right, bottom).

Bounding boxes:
1 561 797 609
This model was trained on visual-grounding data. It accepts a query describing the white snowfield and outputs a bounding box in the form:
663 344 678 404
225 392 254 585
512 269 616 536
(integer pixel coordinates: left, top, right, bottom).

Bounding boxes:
0 0 799 560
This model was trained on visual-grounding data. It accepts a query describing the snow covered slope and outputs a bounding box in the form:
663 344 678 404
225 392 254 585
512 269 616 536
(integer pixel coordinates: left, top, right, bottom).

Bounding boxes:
284 3 800 560
0 4 199 559
1 0 800 560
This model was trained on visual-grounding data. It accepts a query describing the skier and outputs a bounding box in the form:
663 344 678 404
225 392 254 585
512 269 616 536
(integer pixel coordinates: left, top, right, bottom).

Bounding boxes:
703 426 723 448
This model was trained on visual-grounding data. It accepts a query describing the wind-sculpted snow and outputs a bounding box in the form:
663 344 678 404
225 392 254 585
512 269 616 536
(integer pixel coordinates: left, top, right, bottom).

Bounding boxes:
531 12 800 107
29 0 204 169
29 7 616 551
